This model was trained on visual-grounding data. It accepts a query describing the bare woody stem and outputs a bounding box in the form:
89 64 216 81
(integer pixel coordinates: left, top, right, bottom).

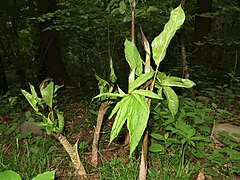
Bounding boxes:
54 133 87 178
91 101 109 166
139 28 151 180
131 0 136 43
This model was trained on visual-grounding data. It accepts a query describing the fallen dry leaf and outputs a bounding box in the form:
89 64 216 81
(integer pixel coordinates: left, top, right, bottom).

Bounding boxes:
197 171 205 180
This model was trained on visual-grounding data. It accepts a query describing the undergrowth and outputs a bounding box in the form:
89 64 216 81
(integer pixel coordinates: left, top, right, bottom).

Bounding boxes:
0 84 240 179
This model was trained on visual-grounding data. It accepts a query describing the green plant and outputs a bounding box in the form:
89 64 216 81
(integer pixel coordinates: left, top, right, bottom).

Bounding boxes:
21 80 87 177
149 93 240 179
21 81 64 134
97 157 139 180
95 4 194 155
0 120 59 179
205 132 240 179
149 97 212 156
148 153 200 180
94 5 195 179
0 170 55 180
91 57 117 166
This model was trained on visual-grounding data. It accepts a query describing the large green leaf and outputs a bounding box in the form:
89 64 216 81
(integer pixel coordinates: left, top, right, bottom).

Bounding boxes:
41 82 54 108
161 76 196 88
109 94 150 155
152 5 185 66
127 94 150 155
32 170 55 180
163 86 179 117
110 96 132 142
129 71 154 92
0 170 21 180
124 39 143 76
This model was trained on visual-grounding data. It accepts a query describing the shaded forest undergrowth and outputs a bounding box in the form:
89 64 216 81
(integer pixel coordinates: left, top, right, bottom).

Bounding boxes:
0 80 240 179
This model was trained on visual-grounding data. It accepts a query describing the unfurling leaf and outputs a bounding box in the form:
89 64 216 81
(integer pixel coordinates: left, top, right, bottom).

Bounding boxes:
109 57 117 83
140 27 150 55
129 68 136 84
140 27 151 73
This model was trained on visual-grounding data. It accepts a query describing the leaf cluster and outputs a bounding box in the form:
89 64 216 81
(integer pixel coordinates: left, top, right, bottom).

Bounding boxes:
21 82 64 134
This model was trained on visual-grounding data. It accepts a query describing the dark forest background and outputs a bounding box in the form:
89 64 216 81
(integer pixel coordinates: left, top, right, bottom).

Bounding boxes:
0 0 240 179
0 0 239 95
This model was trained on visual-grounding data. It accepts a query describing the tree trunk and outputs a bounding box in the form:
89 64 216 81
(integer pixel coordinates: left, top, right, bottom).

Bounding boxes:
0 55 8 95
193 0 212 66
37 0 70 83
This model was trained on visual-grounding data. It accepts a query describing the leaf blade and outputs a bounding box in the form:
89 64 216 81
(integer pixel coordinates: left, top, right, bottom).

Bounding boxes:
152 5 185 66
132 89 162 100
129 71 154 92
163 86 179 117
124 39 143 76
127 95 150 155
110 96 132 143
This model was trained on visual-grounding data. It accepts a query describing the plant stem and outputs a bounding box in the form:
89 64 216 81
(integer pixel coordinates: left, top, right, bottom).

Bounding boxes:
139 130 148 180
139 26 151 180
130 0 136 43
54 133 87 178
125 0 136 145
91 101 109 166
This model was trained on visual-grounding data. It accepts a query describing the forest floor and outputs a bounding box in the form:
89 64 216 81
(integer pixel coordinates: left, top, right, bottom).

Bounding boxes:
0 82 240 179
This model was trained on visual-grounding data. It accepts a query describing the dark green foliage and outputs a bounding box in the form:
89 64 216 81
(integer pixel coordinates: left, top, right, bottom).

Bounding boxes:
0 0 240 179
